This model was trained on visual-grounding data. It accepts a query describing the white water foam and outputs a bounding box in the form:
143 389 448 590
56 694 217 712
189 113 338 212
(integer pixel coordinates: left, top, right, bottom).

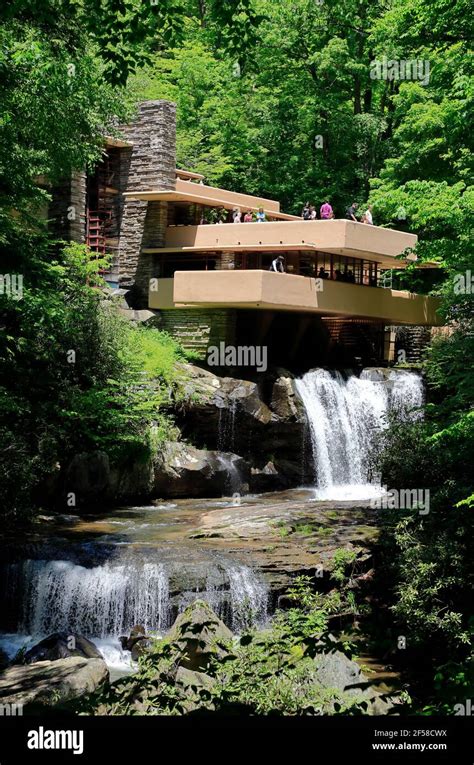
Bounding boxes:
295 368 423 499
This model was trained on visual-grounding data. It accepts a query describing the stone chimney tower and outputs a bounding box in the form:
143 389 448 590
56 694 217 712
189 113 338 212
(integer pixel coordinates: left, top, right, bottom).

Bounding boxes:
117 100 176 305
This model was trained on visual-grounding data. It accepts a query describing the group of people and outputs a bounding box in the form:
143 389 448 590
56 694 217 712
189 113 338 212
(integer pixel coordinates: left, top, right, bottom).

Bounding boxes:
201 200 374 225
302 201 335 220
200 207 268 224
301 200 374 224
232 207 267 223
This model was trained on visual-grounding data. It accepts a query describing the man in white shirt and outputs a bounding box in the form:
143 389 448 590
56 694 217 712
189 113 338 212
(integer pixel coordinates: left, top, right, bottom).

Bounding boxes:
270 255 285 272
365 204 373 224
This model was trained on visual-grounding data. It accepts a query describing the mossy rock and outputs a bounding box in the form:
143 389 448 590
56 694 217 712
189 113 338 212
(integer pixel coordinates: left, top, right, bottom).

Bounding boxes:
167 599 233 671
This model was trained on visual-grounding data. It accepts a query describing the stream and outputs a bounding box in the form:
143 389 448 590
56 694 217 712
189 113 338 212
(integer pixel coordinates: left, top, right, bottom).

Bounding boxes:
0 368 424 679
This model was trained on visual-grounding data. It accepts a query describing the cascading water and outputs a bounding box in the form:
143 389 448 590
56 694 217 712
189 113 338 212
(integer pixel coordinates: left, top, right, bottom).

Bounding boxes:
228 564 268 631
217 453 242 494
387 370 424 420
295 368 423 500
217 398 237 452
13 559 170 637
177 562 268 632
0 555 268 667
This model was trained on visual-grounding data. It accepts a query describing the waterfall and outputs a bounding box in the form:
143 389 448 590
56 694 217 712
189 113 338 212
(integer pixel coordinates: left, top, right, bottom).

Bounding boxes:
176 562 268 632
217 398 237 452
295 368 423 499
217 453 242 494
1 557 268 642
12 559 169 637
227 564 268 631
387 369 424 420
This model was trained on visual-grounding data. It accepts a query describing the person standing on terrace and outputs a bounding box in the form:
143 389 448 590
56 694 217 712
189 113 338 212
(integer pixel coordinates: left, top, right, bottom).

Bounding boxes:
301 201 311 219
364 204 373 224
345 202 358 222
270 255 285 272
320 200 333 219
243 210 253 222
232 207 242 223
256 207 266 222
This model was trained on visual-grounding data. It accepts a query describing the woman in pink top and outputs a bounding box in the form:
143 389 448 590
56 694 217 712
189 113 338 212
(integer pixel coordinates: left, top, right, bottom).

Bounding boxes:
320 201 333 219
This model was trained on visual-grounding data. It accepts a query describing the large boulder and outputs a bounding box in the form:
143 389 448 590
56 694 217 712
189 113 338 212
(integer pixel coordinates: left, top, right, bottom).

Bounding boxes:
22 633 102 665
0 657 109 711
153 441 250 498
179 364 272 422
166 599 233 671
174 666 216 712
62 450 153 507
58 451 153 508
270 374 307 422
175 364 309 485
312 651 396 715
249 461 288 493
119 625 151 661
108 456 154 500
176 365 273 453
65 451 111 502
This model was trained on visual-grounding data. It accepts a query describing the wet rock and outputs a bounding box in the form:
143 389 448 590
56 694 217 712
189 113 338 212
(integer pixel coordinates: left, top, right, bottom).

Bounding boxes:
270 374 307 422
119 625 151 661
61 450 153 508
179 364 271 423
22 632 102 664
249 461 287 492
176 365 272 449
167 599 233 671
109 456 154 501
189 495 379 592
0 657 109 711
175 364 308 486
153 441 250 498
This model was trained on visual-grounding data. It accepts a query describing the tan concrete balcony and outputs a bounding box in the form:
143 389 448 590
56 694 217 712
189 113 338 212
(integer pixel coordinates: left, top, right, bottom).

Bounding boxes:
145 220 418 268
149 270 442 326
123 180 299 220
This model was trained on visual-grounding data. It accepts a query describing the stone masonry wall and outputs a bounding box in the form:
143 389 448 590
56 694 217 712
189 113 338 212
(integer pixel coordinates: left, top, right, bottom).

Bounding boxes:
394 325 432 363
48 171 86 243
159 309 237 359
215 252 236 269
117 101 176 305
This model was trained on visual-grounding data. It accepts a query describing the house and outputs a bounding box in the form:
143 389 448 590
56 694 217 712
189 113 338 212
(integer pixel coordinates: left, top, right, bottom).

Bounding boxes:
48 100 442 367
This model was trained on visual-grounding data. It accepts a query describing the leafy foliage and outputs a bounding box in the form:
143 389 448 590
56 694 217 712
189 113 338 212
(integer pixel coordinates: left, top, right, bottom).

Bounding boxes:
0 242 187 521
78 578 368 716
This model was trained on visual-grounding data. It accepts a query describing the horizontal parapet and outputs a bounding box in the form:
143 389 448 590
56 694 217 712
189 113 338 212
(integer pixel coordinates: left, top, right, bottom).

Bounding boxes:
149 271 442 326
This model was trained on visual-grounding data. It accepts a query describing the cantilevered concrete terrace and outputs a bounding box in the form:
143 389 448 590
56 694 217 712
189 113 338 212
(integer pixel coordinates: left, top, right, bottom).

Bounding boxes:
149 270 441 326
121 158 440 326
145 219 418 268
124 179 300 220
